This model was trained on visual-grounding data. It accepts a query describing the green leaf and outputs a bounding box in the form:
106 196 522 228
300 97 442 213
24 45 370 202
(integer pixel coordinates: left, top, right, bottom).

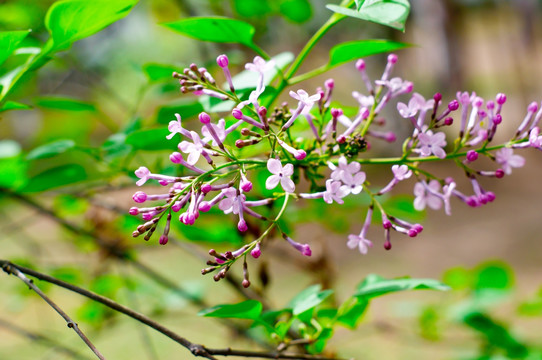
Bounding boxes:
26 139 76 160
45 0 139 51
231 52 293 90
474 261 514 291
442 266 472 291
156 99 204 124
198 300 262 320
142 63 182 83
279 0 312 23
198 95 236 114
0 101 31 112
233 0 272 17
0 30 30 66
0 140 27 189
125 128 177 151
20 164 87 193
307 328 333 354
35 96 96 112
355 274 450 299
288 285 334 316
336 296 368 329
0 140 22 159
162 17 256 48
327 0 410 32
328 40 410 68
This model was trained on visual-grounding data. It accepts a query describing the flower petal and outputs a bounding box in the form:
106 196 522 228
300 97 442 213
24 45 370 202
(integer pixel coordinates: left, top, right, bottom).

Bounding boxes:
265 174 280 190
267 158 282 174
281 177 295 193
282 163 294 176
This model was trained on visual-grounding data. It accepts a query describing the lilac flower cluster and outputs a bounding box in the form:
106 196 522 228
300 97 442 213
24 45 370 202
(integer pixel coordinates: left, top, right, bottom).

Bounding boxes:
129 52 541 283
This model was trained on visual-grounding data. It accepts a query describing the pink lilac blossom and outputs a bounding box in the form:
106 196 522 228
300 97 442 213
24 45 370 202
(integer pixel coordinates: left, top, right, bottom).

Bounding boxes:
413 180 443 211
495 148 525 175
265 158 295 193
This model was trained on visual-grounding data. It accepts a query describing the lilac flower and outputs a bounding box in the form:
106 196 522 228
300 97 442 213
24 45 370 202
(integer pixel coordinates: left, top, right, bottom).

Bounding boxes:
417 130 447 159
201 118 226 146
167 114 192 140
495 148 525 175
352 91 374 108
442 182 456 215
392 164 412 181
179 131 208 165
347 206 373 255
329 156 361 182
265 158 295 193
290 89 322 109
134 167 177 186
341 170 366 195
218 188 245 215
397 93 425 118
413 180 443 211
283 234 311 256
323 179 349 204
245 56 275 73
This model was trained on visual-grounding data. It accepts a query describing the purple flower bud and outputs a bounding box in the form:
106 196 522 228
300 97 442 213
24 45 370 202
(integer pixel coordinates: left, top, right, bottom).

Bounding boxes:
384 132 396 142
382 220 392 229
384 241 392 250
199 112 211 124
444 117 453 126
337 135 346 143
129 207 139 215
485 191 496 202
325 78 334 89
294 149 306 160
473 97 484 108
413 224 423 233
495 168 505 178
486 100 495 110
493 114 502 125
242 279 250 288
496 93 507 105
216 54 229 68
159 235 168 245
142 213 153 221
170 152 184 164
387 54 398 64
258 106 267 116
232 108 243 119
466 150 479 162
466 196 479 207
251 243 261 259
238 219 248 232
434 93 442 102
448 100 459 111
132 191 147 203
331 108 343 118
201 184 212 193
159 180 169 186
408 229 417 237
355 59 366 71
241 179 253 192
199 201 211 212
528 101 538 113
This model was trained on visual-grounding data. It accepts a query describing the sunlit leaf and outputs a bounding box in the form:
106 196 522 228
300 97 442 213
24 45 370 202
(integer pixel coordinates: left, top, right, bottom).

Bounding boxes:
143 63 182 82
125 128 177 151
233 0 271 17
328 40 410 68
198 300 262 320
0 30 30 66
288 284 334 316
0 140 27 189
20 164 87 192
162 17 256 48
355 274 449 299
45 0 139 51
26 139 76 160
0 101 31 112
35 96 96 112
327 0 410 32
279 0 312 23
336 296 368 329
474 261 514 291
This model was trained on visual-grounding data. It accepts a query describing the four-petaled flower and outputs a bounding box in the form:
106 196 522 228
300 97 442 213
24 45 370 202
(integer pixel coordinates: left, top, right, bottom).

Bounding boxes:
413 180 443 211
265 158 295 193
347 233 373 255
323 179 349 204
341 170 366 195
201 119 226 146
245 56 275 73
329 156 361 182
218 188 245 214
495 148 525 175
179 131 206 165
418 130 447 159
290 89 321 109
392 164 412 181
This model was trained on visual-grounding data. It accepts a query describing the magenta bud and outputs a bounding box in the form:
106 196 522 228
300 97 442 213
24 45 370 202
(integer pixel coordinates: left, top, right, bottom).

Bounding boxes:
216 54 229 68
493 114 502 125
159 180 169 186
325 78 334 89
385 132 396 142
241 181 253 192
382 220 392 229
413 224 423 233
444 117 453 126
258 106 267 116
142 213 153 221
384 241 392 250
199 112 211 124
485 191 496 202
355 59 366 71
301 245 312 256
466 196 479 207
528 101 538 113
235 139 244 148
232 108 243 119
337 135 346 144
171 202 182 212
238 219 248 232
486 100 495 110
251 246 261 259
405 82 414 93
201 184 212 193
331 108 343 118
199 201 211 212
294 149 306 160
433 92 442 102
466 150 478 162
448 100 459 111
495 169 505 178
473 97 484 108
159 235 168 245
242 279 251 288
408 229 417 237
387 54 398 64
132 191 147 203
496 93 507 105
170 152 184 164
129 207 139 215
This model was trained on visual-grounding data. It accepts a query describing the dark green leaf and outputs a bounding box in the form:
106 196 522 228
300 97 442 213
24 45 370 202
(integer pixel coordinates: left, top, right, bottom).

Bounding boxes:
26 139 76 160
0 101 31 112
35 96 96 112
0 30 30 66
156 99 204 124
162 17 256 48
288 284 334 316
198 300 262 320
45 0 139 51
355 274 449 299
101 133 132 159
328 40 410 68
279 0 312 23
125 128 177 151
327 0 410 32
20 164 87 193
142 63 182 82
336 296 368 329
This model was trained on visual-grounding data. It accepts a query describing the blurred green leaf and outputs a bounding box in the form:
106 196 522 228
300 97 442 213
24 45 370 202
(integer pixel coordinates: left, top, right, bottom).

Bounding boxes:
45 0 139 51
20 164 87 192
288 284 334 316
442 266 472 291
0 30 30 66
0 100 31 112
26 139 76 160
143 63 182 82
355 274 449 299
336 296 368 329
307 328 333 354
328 40 410 68
50 266 84 284
463 312 529 358
199 300 262 320
125 128 177 151
419 305 440 341
35 96 96 112
163 17 256 48
156 99 204 124
233 0 272 17
474 261 514 291
231 52 293 90
53 194 89 216
279 0 312 23
0 140 21 158
0 140 27 189
101 133 132 159
198 95 236 113
327 0 410 32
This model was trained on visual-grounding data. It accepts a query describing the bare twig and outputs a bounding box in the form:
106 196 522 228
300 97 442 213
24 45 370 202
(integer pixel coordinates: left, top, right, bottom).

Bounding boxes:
0 260 346 360
0 262 106 360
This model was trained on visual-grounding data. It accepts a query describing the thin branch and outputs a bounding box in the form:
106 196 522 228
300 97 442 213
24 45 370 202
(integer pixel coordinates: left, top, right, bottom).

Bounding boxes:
0 260 347 360
0 262 106 360
0 317 93 360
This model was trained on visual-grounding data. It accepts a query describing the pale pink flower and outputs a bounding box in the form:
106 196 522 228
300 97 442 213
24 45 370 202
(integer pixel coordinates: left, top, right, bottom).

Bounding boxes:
179 131 206 165
413 180 442 211
289 89 321 109
418 130 447 159
347 233 373 255
265 158 295 193
495 148 525 175
323 179 349 204
329 156 361 182
245 56 275 73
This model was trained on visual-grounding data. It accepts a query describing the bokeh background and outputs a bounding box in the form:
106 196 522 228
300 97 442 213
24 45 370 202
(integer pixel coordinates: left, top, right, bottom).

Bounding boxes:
1 0 542 359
